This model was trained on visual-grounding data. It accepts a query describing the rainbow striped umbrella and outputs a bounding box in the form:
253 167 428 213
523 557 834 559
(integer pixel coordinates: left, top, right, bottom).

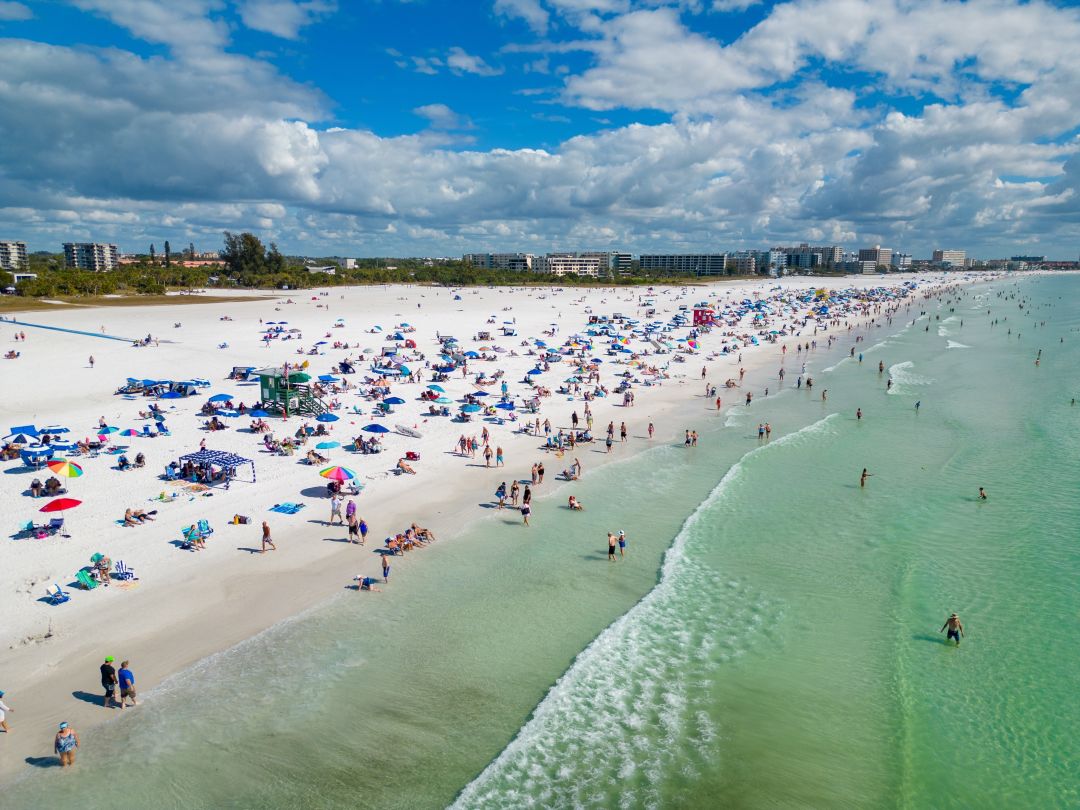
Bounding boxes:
47 459 84 478
319 466 356 481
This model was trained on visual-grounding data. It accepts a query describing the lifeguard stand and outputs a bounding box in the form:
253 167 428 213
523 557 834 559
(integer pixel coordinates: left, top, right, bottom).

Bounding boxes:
256 367 328 418
693 306 716 326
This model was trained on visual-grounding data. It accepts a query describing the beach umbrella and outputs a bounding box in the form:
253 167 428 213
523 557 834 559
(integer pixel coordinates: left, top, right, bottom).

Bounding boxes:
435 397 453 404
314 341 328 346
47 459 84 478
318 375 339 382
494 402 515 411
208 394 232 402
315 441 340 450
397 365 411 376
384 397 405 405
362 424 389 434
427 384 445 392
120 428 140 436
528 368 543 376
21 446 54 466
40 497 81 515
98 426 119 434
464 350 480 358
461 404 481 413
316 413 339 423
40 426 71 434
288 372 312 383
217 410 240 418
4 432 37 445
471 391 489 397
319 466 355 481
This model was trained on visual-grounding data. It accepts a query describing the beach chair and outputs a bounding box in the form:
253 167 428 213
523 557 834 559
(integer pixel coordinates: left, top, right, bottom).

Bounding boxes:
114 560 136 581
164 465 179 481
196 519 214 537
47 517 64 535
142 425 153 437
76 569 98 590
179 526 197 550
46 583 70 605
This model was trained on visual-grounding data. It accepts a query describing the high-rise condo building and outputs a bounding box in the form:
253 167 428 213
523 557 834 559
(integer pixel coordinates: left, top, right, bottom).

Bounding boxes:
0 240 28 271
64 242 120 271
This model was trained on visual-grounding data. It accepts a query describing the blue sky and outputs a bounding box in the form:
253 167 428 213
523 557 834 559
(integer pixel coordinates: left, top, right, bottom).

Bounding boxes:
1 0 1079 258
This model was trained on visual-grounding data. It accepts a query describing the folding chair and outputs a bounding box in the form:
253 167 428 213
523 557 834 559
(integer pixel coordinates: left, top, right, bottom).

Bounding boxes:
46 583 71 604
76 570 98 590
114 560 137 581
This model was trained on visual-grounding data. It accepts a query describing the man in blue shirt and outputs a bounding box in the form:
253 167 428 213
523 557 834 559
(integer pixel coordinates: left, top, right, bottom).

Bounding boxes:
118 661 137 708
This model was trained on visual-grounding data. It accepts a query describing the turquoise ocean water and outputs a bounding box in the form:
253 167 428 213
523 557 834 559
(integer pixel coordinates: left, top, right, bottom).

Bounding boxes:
6 275 1079 808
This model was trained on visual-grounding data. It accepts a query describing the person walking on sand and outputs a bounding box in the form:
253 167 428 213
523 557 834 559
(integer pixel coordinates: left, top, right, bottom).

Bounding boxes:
118 661 136 708
261 521 276 553
89 355 95 369
941 613 965 645
860 468 872 488
648 422 654 439
329 493 344 525
495 481 507 509
0 690 12 732
607 533 618 562
347 512 361 544
100 656 118 708
537 462 545 484
521 501 531 526
54 722 79 767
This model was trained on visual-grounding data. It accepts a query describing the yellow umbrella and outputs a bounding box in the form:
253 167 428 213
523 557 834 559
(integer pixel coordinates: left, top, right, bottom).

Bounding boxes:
47 459 84 478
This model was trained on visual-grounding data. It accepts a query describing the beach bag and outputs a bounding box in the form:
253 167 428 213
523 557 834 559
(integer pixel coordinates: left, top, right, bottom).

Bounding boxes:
233 514 251 525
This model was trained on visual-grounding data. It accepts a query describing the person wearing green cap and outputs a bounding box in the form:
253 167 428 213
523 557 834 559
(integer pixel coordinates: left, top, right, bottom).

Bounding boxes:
55 722 79 766
100 656 118 708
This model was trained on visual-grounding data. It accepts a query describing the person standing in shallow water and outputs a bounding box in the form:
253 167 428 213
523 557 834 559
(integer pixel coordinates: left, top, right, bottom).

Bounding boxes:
860 468 872 488
55 722 79 766
941 613 964 645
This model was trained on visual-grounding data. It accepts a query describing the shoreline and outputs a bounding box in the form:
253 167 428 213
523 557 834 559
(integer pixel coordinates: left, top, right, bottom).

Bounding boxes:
0 274 985 784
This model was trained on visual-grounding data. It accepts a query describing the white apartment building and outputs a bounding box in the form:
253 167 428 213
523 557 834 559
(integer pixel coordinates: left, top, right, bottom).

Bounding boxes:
726 254 757 275
0 240 28 271
532 253 603 277
891 253 912 270
639 254 728 276
932 249 966 266
64 242 119 271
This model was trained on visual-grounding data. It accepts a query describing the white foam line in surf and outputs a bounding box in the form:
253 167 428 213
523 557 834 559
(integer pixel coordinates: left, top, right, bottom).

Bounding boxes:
451 413 840 810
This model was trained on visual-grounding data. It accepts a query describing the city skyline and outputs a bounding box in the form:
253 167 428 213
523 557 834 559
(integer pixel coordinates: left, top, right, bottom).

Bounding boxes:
1 1 1079 257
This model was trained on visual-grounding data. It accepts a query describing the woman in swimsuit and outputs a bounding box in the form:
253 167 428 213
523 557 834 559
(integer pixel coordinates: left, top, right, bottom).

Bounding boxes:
55 722 79 766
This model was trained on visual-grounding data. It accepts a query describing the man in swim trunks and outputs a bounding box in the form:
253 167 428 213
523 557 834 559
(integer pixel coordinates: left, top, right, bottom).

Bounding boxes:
608 533 617 562
355 575 381 592
941 613 964 645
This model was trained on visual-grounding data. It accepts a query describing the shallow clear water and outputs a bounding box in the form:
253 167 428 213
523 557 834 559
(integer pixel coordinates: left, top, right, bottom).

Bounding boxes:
8 275 1080 809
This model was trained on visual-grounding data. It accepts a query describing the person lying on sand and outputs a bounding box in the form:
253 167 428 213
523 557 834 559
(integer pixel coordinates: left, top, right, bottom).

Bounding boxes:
396 458 416 474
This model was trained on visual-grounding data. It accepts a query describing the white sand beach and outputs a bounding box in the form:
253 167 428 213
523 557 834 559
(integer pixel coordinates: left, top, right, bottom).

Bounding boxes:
0 274 972 779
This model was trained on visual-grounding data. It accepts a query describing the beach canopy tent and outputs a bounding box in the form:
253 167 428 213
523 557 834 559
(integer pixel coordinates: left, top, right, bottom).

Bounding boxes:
177 449 256 487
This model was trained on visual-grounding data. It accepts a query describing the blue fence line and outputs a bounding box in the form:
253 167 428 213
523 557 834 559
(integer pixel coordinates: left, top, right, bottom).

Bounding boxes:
2 317 136 343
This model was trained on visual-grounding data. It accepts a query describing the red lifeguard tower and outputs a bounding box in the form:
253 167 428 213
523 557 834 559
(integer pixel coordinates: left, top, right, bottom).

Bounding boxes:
693 306 716 326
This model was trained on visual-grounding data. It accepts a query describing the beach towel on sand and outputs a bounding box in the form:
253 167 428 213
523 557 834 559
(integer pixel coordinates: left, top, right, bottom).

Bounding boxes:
270 503 305 515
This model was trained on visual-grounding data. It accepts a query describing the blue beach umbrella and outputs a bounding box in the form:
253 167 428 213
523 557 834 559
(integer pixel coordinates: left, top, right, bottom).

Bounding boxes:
471 391 489 397
362 424 390 434
427 384 445 392
316 413 339 423
494 402 515 410
397 365 411 376
208 394 232 402
528 367 543 376
435 397 453 404
461 404 481 413
384 397 405 405
316 441 340 450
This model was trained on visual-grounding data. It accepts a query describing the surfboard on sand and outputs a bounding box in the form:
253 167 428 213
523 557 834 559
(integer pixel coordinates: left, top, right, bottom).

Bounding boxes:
395 424 422 438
